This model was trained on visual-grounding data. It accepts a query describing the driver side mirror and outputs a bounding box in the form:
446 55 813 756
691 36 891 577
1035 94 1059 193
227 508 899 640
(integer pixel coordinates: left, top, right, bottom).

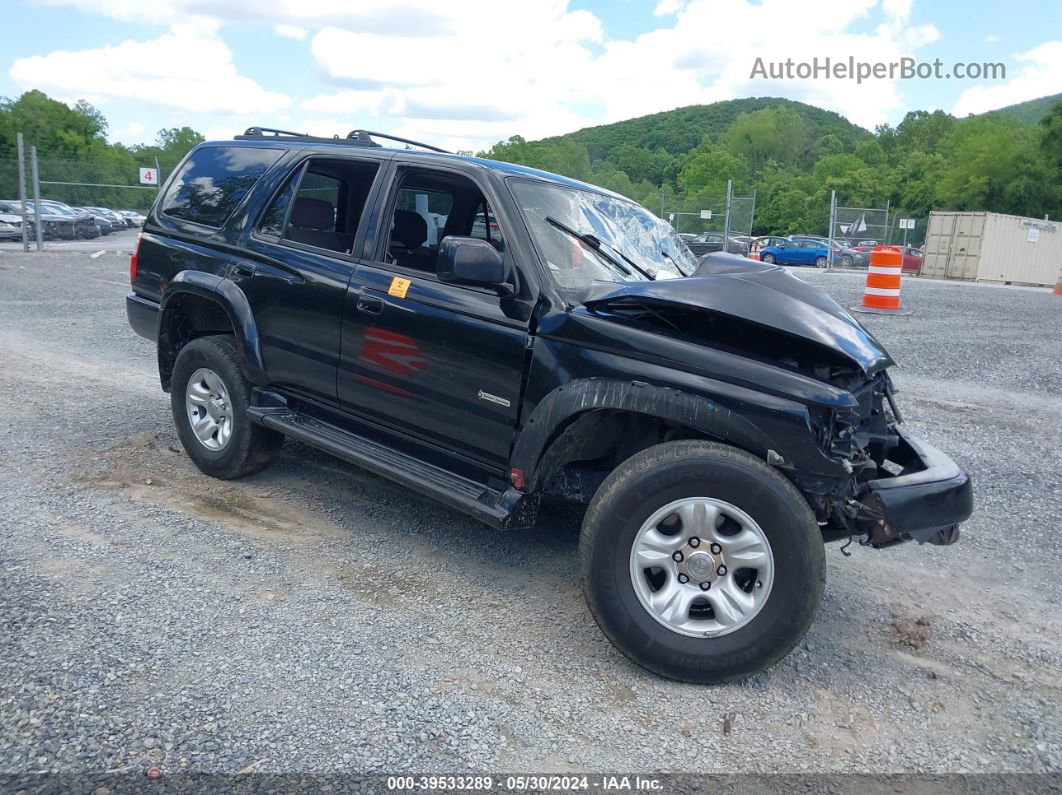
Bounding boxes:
437 236 515 297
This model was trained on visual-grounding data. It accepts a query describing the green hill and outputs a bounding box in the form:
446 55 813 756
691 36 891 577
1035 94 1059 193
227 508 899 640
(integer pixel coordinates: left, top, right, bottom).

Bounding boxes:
539 97 871 161
980 93 1062 124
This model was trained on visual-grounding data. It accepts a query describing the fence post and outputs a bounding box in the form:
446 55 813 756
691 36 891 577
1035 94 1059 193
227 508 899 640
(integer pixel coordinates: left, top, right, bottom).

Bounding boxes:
30 146 43 251
722 179 733 249
827 190 836 269
16 132 29 253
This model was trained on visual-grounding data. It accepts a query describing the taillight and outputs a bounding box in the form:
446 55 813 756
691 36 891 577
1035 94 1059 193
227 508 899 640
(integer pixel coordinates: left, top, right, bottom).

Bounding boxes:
130 232 142 282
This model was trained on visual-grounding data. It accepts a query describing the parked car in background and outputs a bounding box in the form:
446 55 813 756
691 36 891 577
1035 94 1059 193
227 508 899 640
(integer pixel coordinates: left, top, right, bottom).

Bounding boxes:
77 208 116 235
0 199 77 239
837 245 870 268
35 201 100 238
900 246 923 274
748 235 790 258
0 211 25 239
118 210 146 226
677 232 697 242
759 239 833 268
685 232 749 257
856 240 880 247
90 207 132 231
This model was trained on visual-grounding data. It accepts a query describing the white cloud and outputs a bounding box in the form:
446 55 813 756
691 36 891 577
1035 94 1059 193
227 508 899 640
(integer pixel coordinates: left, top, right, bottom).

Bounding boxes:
127 121 145 135
9 25 290 115
952 40 1062 117
274 24 307 40
653 0 684 16
984 34 1000 44
24 0 948 147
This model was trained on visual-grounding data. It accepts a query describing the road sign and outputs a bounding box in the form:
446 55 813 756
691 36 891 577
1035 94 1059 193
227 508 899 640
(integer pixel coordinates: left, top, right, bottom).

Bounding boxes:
699 210 712 220
139 167 158 185
899 218 915 229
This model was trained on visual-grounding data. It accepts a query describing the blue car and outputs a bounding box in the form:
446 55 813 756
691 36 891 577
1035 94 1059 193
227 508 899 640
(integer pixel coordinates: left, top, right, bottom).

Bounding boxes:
759 239 833 268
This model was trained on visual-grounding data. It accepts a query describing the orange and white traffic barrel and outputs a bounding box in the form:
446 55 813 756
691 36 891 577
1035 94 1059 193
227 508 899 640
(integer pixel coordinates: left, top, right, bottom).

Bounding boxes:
1053 268 1062 296
851 245 912 315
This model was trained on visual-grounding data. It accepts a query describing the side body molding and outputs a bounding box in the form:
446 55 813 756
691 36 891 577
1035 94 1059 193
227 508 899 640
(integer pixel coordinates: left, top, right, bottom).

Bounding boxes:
158 271 266 389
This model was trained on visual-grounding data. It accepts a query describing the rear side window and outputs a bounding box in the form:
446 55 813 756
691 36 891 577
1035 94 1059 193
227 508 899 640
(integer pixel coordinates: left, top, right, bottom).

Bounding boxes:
256 158 378 256
160 145 282 228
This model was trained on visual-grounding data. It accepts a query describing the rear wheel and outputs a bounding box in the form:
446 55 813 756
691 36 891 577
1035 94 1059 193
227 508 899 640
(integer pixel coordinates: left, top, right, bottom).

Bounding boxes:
815 256 828 268
580 440 824 683
841 255 853 268
762 253 776 264
171 335 282 479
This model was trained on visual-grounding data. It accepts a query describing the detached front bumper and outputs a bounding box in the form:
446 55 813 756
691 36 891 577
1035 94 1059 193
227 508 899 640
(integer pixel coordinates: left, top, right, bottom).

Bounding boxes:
859 425 973 547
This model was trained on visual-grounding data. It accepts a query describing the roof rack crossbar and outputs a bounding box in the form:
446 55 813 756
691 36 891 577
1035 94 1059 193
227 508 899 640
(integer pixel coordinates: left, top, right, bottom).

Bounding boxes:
348 130 451 154
234 127 449 154
241 126 311 138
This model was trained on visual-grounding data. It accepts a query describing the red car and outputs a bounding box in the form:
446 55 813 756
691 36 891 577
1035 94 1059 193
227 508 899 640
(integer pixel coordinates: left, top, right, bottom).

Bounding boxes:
899 246 923 274
852 244 924 274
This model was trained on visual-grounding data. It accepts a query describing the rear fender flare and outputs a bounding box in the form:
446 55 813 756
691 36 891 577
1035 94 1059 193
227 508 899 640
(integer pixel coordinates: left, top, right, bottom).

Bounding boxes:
158 271 266 388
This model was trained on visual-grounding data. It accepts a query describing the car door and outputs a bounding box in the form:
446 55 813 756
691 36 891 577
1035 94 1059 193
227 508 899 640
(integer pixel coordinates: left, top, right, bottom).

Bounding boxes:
233 155 385 404
773 242 794 264
337 163 532 470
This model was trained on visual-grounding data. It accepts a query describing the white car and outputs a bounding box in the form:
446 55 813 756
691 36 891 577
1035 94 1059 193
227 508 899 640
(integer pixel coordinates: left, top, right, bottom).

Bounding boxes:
0 212 25 239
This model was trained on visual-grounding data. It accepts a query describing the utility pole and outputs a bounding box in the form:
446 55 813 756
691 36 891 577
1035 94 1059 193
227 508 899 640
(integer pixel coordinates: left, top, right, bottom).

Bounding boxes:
827 190 837 269
722 179 733 251
30 146 43 251
17 132 28 252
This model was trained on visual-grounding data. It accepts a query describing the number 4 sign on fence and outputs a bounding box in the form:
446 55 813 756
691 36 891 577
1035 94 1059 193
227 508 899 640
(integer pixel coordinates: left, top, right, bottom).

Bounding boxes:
139 168 158 185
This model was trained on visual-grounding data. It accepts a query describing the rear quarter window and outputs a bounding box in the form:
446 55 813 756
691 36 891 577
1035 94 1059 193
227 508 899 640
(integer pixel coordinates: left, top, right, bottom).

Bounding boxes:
160 145 283 228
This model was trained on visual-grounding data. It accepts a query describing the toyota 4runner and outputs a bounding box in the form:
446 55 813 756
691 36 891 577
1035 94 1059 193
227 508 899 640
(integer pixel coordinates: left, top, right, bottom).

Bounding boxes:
126 128 973 683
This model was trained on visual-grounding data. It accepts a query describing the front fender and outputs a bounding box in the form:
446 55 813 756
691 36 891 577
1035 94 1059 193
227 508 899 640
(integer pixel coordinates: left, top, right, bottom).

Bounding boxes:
512 372 849 491
158 271 266 388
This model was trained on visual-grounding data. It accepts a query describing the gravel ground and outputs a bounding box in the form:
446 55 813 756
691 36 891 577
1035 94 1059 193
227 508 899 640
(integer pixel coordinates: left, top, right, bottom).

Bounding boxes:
0 252 1059 778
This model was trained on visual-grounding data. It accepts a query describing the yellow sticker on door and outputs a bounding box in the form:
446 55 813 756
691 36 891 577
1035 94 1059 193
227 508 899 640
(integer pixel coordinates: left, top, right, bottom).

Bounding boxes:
387 276 412 299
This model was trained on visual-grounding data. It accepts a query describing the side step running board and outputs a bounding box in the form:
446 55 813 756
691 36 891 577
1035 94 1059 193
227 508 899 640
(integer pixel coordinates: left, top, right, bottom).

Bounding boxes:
248 409 529 529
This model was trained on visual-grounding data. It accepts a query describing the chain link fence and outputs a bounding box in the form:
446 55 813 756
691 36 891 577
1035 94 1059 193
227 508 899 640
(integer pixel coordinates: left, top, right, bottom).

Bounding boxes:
0 136 181 250
661 182 757 254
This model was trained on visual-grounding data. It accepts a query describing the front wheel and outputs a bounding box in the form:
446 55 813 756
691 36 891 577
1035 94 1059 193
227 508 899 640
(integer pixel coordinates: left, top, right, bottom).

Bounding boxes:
761 253 776 264
579 440 824 684
841 255 853 268
815 256 828 268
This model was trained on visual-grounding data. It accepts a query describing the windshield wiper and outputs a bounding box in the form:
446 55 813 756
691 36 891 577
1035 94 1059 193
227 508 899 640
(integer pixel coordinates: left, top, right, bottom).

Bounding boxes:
545 216 655 280
659 249 690 277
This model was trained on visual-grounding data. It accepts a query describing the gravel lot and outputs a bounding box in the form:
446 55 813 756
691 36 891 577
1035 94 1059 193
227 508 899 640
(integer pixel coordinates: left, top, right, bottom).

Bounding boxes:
0 252 1059 778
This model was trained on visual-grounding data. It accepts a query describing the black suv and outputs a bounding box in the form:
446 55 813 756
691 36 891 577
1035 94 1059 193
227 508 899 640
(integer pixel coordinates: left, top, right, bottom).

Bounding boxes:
126 128 972 683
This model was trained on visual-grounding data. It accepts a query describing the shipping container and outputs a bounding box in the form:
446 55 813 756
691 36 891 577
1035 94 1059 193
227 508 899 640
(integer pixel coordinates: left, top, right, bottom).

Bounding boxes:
921 211 1061 287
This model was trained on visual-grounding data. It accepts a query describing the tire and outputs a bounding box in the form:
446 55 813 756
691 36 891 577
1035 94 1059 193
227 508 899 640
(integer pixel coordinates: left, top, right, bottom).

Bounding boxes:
579 440 824 684
170 335 282 480
841 255 853 268
762 253 776 264
815 256 828 268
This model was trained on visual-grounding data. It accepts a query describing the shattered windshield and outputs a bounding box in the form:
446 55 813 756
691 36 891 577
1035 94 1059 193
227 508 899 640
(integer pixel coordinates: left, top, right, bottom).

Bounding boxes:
509 179 696 291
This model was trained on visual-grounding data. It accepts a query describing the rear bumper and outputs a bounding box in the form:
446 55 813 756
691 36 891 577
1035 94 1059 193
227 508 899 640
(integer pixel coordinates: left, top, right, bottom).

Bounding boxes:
861 426 973 547
126 293 159 341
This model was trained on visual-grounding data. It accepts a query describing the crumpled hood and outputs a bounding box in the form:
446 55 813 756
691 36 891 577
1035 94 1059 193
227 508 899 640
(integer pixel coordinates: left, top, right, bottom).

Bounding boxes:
582 259 895 374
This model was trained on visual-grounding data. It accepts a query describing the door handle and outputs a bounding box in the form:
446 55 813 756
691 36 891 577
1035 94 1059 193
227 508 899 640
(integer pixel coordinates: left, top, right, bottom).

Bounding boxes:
356 296 384 315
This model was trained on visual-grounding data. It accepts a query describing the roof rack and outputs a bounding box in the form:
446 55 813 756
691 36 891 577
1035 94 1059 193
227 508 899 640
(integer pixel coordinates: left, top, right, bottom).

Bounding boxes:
235 126 451 154
347 129 451 154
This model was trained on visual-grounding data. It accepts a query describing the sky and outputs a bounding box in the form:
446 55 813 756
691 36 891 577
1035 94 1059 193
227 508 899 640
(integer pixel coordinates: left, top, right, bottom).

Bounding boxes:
1 0 1059 153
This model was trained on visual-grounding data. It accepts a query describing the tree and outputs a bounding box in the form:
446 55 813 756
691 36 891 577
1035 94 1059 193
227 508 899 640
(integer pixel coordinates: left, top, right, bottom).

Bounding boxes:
677 143 747 196
724 106 808 172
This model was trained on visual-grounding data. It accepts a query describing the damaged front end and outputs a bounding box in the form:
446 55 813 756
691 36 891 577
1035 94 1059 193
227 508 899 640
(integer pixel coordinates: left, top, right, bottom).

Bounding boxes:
805 372 972 548
581 260 973 549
